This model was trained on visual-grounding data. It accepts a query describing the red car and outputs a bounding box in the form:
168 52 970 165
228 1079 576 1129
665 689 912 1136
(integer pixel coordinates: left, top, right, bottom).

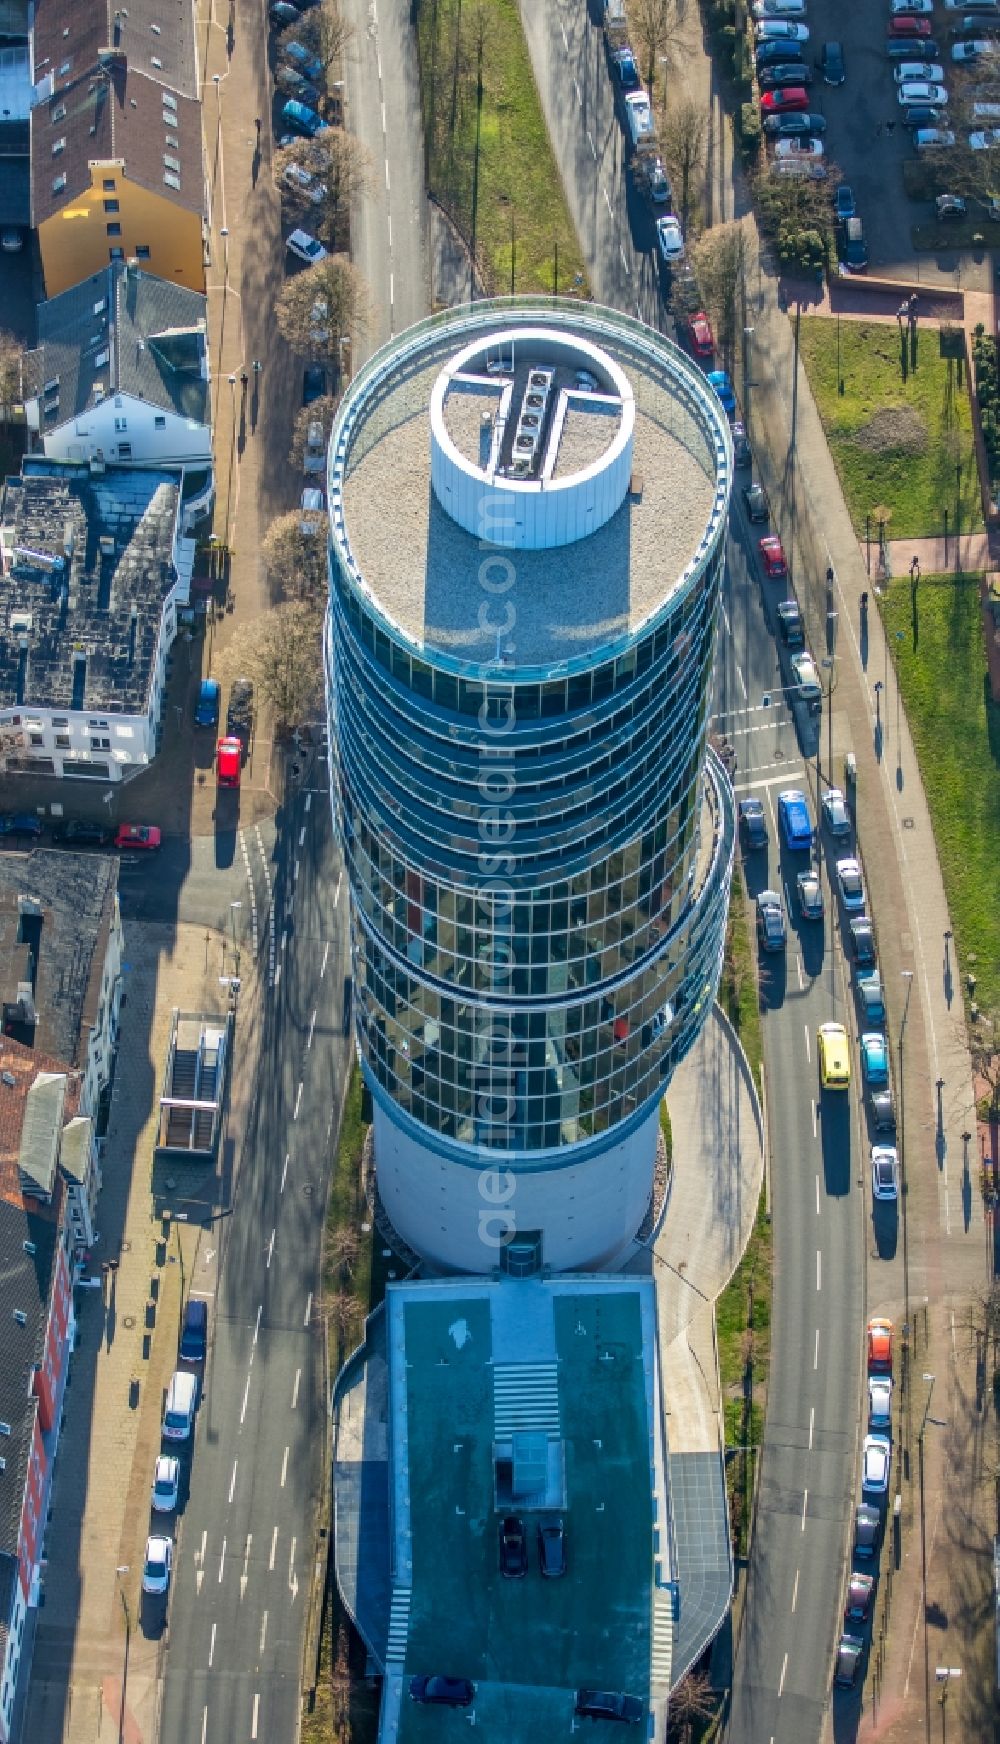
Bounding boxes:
888 14 932 34
758 535 787 578
760 86 809 114
686 310 715 360
216 736 242 789
115 824 161 851
867 1317 893 1373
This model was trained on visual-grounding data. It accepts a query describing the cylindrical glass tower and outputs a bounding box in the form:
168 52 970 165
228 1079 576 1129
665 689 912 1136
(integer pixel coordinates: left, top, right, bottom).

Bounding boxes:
326 301 735 1273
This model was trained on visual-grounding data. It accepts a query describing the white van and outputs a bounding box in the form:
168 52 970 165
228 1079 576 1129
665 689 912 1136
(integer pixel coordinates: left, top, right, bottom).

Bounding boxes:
162 1370 198 1441
624 90 656 152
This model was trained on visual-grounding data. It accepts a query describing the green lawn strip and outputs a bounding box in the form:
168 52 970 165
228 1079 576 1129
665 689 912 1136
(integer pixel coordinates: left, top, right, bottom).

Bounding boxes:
880 573 1000 1014
720 872 763 1092
659 1097 673 1175
797 317 983 541
416 0 588 296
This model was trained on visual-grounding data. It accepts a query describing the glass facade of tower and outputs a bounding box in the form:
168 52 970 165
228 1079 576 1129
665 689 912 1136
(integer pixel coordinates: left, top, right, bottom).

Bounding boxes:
326 301 735 1255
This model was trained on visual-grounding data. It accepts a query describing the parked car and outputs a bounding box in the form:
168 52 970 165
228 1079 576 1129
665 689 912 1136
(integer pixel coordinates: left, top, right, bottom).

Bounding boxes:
303 418 327 472
841 216 869 270
886 35 940 56
0 813 42 837
760 85 810 111
857 969 885 1024
753 0 807 16
845 1571 875 1622
902 102 945 125
872 1144 900 1202
53 819 111 846
286 228 328 265
849 915 877 966
537 1517 567 1577
778 787 813 850
867 1317 894 1372
774 136 825 160
499 1515 527 1577
894 59 946 80
758 38 804 68
756 16 811 37
935 192 968 216
270 0 302 22
409 1677 475 1708
969 125 1000 145
216 736 242 790
574 1691 645 1724
891 0 935 14
897 80 949 103
302 364 328 403
281 39 326 81
656 214 685 262
115 824 161 851
280 98 328 138
835 1635 864 1688
707 369 737 414
860 1031 890 1087
889 12 934 32
868 1376 893 1432
862 1432 892 1495
610 44 640 87
738 797 768 850
151 1455 180 1514
142 1535 174 1595
759 533 787 577
836 856 865 911
791 650 822 707
822 787 851 836
732 421 752 466
283 161 327 205
744 481 768 521
765 110 827 135
180 1297 208 1363
776 598 804 644
644 157 672 203
194 677 220 727
797 867 824 919
834 182 856 219
870 1085 897 1131
686 310 715 357
820 40 847 82
275 66 322 105
854 1502 882 1559
760 61 814 88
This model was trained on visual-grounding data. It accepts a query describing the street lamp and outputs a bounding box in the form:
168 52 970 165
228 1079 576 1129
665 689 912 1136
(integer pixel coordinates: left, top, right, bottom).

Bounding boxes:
918 1374 937 1744
115 1565 131 1744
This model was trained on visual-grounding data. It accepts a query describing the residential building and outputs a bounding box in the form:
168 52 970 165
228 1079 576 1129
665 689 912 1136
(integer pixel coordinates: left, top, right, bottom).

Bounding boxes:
0 41 30 241
24 262 213 526
30 19 204 299
0 456 193 780
335 1270 675 1740
325 304 735 1273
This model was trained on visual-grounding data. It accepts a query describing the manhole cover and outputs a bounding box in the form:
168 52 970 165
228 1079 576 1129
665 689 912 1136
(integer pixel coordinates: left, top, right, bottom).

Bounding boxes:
121 1240 131 1252
902 817 915 830
123 1315 136 1330
773 749 785 760
303 1184 314 1196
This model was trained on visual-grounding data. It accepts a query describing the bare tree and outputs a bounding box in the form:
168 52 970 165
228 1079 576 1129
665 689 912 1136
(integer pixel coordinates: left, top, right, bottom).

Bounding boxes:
0 332 24 421
276 256 370 368
662 98 706 230
274 131 373 250
224 602 324 730
971 1006 1000 1119
276 0 354 71
667 1669 717 1743
288 394 340 468
630 0 681 95
261 509 329 604
325 1223 361 1280
692 221 747 363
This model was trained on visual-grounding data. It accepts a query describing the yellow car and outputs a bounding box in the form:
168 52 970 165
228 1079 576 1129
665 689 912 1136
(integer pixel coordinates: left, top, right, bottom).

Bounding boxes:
818 1021 851 1090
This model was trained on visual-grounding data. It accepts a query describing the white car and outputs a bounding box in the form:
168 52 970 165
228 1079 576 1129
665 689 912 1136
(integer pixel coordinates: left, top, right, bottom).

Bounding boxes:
286 228 328 265
150 1456 180 1514
656 215 685 262
756 17 810 36
915 127 956 147
142 1534 174 1595
898 80 949 104
753 0 807 16
872 1145 900 1202
970 127 1000 147
862 1433 892 1496
868 1376 893 1432
303 418 327 473
282 162 327 205
891 0 934 12
952 37 994 57
836 856 865 912
300 486 325 531
943 0 999 8
821 787 851 837
774 137 825 159
790 650 822 703
894 61 945 81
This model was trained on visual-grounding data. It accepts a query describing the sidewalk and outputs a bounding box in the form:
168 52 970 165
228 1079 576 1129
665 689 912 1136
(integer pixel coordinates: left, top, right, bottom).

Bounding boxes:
744 217 990 1739
886 533 996 576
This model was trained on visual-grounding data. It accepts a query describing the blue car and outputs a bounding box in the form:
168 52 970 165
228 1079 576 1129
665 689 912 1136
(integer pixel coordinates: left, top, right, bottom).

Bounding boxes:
281 98 328 138
707 370 737 416
857 970 885 1025
777 788 813 851
860 1032 889 1087
611 45 640 88
281 40 325 83
0 813 42 837
194 678 220 727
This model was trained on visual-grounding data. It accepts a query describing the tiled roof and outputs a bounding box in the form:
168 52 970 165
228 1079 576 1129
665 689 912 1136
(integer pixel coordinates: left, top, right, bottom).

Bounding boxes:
0 1195 60 1560
32 0 198 101
0 852 118 1073
29 262 210 428
0 1044 82 1210
32 59 203 227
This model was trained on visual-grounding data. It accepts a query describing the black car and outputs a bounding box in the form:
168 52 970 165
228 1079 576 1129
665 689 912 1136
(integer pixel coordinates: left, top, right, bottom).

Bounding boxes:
887 33 938 55
499 1515 527 1578
757 39 804 68
302 365 328 404
870 1085 897 1132
53 819 111 847
903 103 944 126
409 1676 475 1707
269 1 301 22
0 813 42 838
834 181 856 220
760 62 814 88
820 40 846 83
743 482 768 522
764 111 828 135
537 1517 567 1577
179 1297 208 1362
575 1690 645 1724
854 1502 881 1560
738 797 768 850
935 193 968 219
835 1634 864 1688
849 915 877 966
732 421 752 467
845 1571 875 1623
841 216 869 272
776 598 804 645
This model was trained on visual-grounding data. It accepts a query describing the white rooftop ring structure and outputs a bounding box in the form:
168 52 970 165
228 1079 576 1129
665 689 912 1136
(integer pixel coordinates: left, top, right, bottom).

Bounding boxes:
325 299 736 1274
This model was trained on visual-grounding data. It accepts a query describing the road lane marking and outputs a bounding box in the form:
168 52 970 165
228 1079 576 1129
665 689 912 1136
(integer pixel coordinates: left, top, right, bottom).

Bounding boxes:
269 1527 279 1571
241 1374 251 1424
289 1536 299 1602
321 942 330 977
816 1249 822 1291
619 243 629 274
281 929 288 952
251 1692 260 1740
603 188 613 215
587 129 596 158
229 1459 238 1504
305 792 312 813
281 1153 289 1192
303 1293 312 1328
242 1535 252 1600
308 1009 317 1050
334 873 342 906
736 663 747 701
294 1083 303 1120
254 1304 262 1346
294 857 300 884
778 1652 788 1697
198 1531 206 1566
292 1367 301 1409
812 1100 817 1138
574 77 581 104
260 1611 268 1653
804 1025 811 1063
274 962 281 989
561 20 568 47
208 1623 216 1668
801 1490 808 1531
814 1328 820 1369
218 1538 227 1583
791 1570 799 1613
201 1707 208 1744
809 1406 815 1449
266 1228 276 1268
298 825 306 847
815 1173 820 1213
281 1446 289 1488
796 956 804 991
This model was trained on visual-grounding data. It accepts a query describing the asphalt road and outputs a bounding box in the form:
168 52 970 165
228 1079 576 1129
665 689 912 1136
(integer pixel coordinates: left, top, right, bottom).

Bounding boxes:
155 770 351 1744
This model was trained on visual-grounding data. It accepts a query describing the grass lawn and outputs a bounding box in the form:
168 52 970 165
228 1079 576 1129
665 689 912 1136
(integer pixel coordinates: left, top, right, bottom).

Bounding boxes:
798 318 983 541
720 873 763 1092
881 573 1000 1014
415 0 588 297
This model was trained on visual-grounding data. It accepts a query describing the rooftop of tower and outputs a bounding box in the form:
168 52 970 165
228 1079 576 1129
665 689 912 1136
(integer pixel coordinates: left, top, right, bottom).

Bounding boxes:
333 307 730 673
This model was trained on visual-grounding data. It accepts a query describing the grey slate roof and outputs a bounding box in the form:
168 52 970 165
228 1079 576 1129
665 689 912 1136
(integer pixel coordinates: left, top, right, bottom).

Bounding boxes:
29 262 209 428
0 1196 59 1564
0 850 118 1070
